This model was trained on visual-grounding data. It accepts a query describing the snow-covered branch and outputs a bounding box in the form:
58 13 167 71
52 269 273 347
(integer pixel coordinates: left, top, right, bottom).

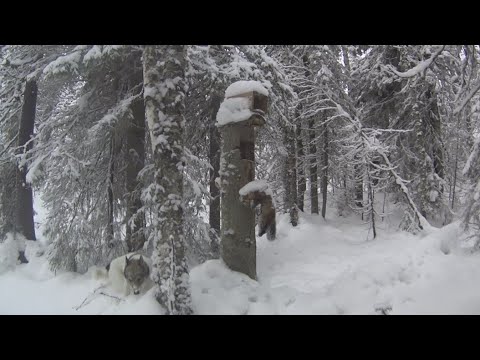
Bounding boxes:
389 46 445 78
453 80 480 115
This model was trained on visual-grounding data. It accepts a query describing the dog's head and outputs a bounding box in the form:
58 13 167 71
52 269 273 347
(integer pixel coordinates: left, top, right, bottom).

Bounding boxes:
123 255 150 295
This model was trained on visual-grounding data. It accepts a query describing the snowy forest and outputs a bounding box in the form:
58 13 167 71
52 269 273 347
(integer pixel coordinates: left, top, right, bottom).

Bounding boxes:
1 45 480 315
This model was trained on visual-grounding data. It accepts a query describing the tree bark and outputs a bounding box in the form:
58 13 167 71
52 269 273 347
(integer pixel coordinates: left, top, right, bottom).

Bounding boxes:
368 180 377 239
143 45 192 315
220 122 257 280
321 120 328 219
427 84 444 182
451 122 461 210
209 92 222 258
125 96 146 252
354 160 363 213
16 79 37 263
415 82 444 221
284 125 299 226
296 117 306 212
309 118 319 215
107 136 115 247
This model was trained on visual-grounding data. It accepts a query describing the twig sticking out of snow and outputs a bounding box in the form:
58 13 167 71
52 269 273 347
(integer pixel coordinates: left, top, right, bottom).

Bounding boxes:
73 285 124 311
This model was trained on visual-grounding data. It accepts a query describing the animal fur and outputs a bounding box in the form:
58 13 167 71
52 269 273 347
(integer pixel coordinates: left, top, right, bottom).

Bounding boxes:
92 252 153 296
241 190 276 241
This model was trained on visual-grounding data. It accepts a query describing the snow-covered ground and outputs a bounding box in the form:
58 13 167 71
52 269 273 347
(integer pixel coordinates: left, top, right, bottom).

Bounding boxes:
1 196 480 314
192 213 480 315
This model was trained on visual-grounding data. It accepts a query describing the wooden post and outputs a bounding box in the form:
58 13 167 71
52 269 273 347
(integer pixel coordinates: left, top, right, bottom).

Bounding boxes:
217 84 268 280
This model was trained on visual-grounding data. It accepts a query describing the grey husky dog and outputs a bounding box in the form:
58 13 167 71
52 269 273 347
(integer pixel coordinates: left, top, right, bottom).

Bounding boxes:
94 252 153 296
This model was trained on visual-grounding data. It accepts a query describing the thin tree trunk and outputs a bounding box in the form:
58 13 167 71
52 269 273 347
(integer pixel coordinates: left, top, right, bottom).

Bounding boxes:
451 108 462 210
107 135 115 247
451 138 459 210
342 46 351 72
143 45 192 315
341 46 353 215
321 120 328 219
382 191 387 222
296 117 306 212
209 92 221 258
284 125 298 226
465 113 473 151
368 180 376 239
414 83 444 221
354 160 363 215
309 118 319 215
428 85 445 186
16 79 37 263
125 96 146 252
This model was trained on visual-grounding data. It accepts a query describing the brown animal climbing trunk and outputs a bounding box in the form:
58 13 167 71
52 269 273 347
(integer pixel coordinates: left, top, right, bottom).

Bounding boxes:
240 190 276 241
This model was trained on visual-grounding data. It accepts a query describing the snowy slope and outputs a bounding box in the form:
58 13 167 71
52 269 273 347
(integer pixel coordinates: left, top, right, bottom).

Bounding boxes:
1 197 480 314
191 213 480 315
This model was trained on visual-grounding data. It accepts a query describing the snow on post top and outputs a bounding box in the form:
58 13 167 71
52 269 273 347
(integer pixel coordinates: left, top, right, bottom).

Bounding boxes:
225 80 268 98
239 180 272 197
216 81 268 127
216 97 254 126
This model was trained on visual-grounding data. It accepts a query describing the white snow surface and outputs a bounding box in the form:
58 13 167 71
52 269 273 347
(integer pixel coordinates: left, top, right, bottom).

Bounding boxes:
2 197 480 314
239 180 273 197
216 80 268 126
225 80 268 98
216 97 254 126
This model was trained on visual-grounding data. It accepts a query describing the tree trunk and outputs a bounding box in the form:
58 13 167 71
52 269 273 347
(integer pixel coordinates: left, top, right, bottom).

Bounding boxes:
343 46 362 217
342 46 351 72
354 160 363 214
125 96 146 252
368 180 376 239
143 45 192 315
107 136 115 247
415 83 444 222
284 125 298 226
321 120 328 219
220 123 257 280
296 116 306 212
209 92 222 258
308 118 319 215
16 79 37 263
428 85 444 183
465 112 474 151
451 131 460 210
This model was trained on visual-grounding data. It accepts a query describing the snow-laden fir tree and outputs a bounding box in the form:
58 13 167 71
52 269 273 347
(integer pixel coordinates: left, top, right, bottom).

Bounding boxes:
0 45 71 262
33 46 147 273
143 45 193 315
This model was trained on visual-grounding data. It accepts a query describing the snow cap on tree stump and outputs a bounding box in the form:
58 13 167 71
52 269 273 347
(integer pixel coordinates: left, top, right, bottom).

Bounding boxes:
216 80 269 280
216 80 268 127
